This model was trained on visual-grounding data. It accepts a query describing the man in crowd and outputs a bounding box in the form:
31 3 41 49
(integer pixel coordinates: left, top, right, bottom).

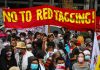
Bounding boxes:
15 41 33 70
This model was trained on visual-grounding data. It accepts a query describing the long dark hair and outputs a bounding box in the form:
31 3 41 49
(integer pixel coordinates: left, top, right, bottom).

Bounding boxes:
77 52 85 62
0 45 15 60
0 46 17 70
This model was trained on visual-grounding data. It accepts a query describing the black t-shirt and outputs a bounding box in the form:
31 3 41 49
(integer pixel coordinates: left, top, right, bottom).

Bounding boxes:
70 47 79 58
72 47 79 55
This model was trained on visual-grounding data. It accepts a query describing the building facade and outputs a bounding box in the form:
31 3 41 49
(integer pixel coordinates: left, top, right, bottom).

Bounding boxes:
0 0 99 14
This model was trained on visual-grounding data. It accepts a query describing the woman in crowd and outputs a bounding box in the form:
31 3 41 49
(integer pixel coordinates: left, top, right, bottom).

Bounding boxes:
47 34 55 42
36 50 46 70
27 56 41 70
42 36 48 52
52 51 62 66
44 42 55 61
0 46 17 70
69 39 80 69
57 42 66 59
83 49 91 63
20 32 26 42
33 32 43 50
72 52 90 70
55 57 70 70
47 34 55 48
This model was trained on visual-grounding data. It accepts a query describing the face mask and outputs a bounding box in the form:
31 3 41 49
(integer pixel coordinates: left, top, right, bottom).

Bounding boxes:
7 32 11 35
59 37 63 40
31 64 38 70
57 64 65 66
56 64 65 69
28 50 32 53
21 38 25 41
78 57 84 63
6 51 12 57
85 55 90 60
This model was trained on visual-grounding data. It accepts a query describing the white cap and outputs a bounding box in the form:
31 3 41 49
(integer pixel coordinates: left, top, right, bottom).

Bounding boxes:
83 50 90 55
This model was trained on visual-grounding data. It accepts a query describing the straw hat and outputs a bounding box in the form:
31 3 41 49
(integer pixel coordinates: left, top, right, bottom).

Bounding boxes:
16 41 26 49
9 66 20 70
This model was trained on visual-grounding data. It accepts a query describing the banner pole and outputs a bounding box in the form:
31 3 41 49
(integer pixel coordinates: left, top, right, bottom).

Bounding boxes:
48 25 50 34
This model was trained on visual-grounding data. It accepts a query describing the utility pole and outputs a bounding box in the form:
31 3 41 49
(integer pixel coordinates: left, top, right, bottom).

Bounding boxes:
90 0 94 9
29 0 33 7
48 0 55 33
5 0 7 8
95 0 98 11
50 0 54 6
62 0 73 9
84 0 90 10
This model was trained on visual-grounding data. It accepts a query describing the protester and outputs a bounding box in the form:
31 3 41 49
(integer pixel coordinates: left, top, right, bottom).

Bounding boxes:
83 49 91 63
34 32 43 50
85 43 92 51
0 39 4 55
58 34 64 45
10 40 17 50
72 52 90 70
55 57 69 70
36 50 46 70
6 30 12 42
52 51 62 66
47 34 55 42
63 29 71 44
27 31 33 41
44 42 55 61
42 36 48 52
0 46 17 70
44 57 55 70
15 41 33 70
70 39 80 66
57 42 66 59
53 31 59 48
19 32 26 42
77 35 84 45
27 56 41 70
6 30 12 36
12 29 18 35
26 38 32 44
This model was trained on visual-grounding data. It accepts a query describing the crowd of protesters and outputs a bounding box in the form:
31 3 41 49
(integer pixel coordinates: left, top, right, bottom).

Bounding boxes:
0 29 94 70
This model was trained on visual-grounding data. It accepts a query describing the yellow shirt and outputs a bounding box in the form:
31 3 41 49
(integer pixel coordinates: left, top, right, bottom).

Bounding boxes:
95 55 100 70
